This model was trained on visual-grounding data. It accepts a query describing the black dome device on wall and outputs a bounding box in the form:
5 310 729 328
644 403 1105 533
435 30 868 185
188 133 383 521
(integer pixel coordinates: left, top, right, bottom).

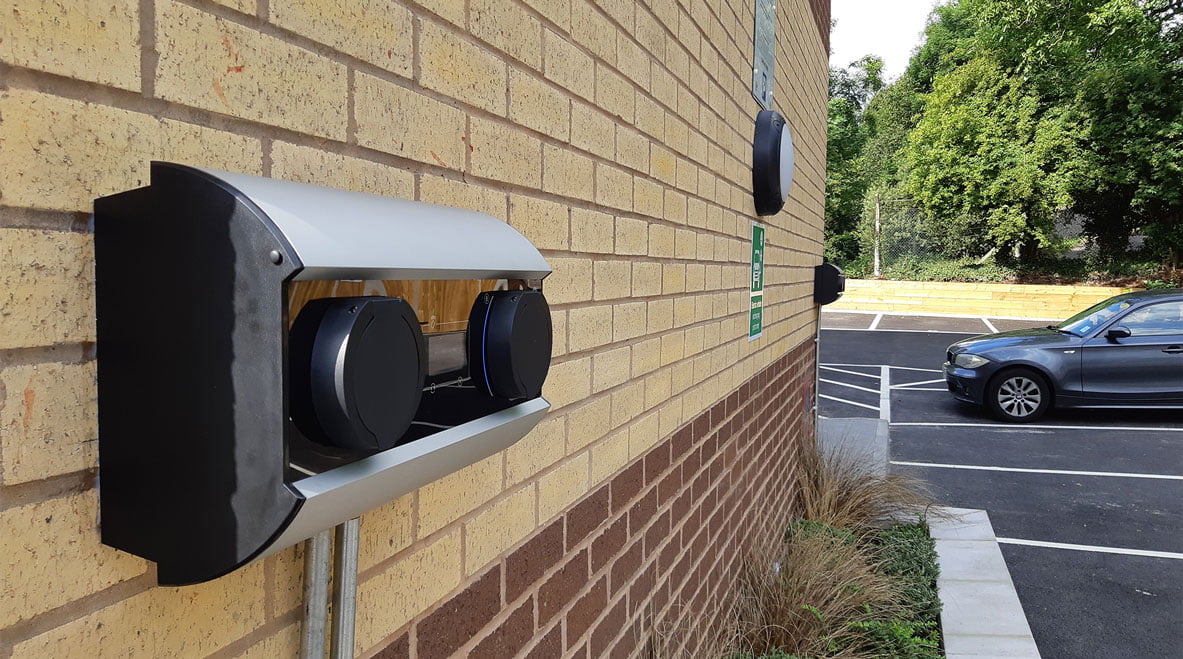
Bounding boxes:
751 109 795 216
814 263 846 306
94 163 552 584
468 290 552 401
289 296 427 452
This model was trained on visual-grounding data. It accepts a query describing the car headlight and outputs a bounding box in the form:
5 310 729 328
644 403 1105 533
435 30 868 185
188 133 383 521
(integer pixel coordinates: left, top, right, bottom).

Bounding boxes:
953 353 991 369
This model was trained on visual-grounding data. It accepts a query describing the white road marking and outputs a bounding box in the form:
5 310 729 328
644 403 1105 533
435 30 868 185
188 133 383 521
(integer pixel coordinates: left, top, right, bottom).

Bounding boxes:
890 422 1183 433
996 538 1183 560
891 461 1183 481
819 365 881 380
823 363 943 373
982 317 999 333
895 388 948 392
819 394 880 411
821 309 1058 322
880 366 891 422
822 327 977 335
868 312 884 330
819 378 881 394
891 378 947 389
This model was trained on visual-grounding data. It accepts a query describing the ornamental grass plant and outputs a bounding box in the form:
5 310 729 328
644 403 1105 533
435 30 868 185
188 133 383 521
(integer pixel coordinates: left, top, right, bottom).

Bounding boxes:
727 440 944 658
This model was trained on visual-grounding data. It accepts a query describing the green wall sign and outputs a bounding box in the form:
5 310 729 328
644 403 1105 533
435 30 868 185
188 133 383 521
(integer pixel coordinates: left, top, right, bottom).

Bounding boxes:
749 222 765 340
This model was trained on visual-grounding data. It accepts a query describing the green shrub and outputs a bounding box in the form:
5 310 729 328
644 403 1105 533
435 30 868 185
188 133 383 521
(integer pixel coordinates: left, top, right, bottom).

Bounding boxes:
850 618 942 659
875 522 941 623
825 231 862 264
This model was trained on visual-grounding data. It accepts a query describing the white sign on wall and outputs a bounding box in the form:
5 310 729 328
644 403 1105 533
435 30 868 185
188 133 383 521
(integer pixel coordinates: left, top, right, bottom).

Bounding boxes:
752 0 776 111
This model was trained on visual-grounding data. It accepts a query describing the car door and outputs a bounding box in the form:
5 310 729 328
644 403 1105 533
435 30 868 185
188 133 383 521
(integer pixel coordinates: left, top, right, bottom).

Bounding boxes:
1080 300 1183 402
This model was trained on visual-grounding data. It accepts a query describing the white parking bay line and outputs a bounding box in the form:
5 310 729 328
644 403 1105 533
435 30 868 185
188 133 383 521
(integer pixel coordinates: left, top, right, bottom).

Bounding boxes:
823 327 978 335
819 394 879 411
891 461 1183 481
868 312 884 330
819 378 881 394
890 422 1183 433
880 366 891 422
891 378 947 389
997 538 1183 560
823 363 943 373
982 317 999 333
819 365 881 380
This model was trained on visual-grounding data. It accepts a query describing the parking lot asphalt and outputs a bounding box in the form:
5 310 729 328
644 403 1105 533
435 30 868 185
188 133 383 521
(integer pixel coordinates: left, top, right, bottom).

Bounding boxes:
818 311 1183 658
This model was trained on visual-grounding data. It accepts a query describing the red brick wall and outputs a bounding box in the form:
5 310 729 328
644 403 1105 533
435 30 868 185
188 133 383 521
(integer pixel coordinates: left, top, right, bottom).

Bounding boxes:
376 339 816 658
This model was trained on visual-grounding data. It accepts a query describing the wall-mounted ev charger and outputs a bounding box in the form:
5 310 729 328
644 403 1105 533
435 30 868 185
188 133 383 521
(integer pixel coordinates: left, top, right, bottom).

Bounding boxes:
94 163 552 584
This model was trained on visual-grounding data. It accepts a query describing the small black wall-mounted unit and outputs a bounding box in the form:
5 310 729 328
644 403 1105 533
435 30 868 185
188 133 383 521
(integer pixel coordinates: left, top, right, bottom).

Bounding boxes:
95 163 552 585
814 263 846 306
751 109 795 216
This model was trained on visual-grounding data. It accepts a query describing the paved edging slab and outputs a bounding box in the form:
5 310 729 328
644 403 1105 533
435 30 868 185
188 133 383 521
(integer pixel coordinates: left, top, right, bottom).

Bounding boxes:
817 417 888 477
930 507 1041 658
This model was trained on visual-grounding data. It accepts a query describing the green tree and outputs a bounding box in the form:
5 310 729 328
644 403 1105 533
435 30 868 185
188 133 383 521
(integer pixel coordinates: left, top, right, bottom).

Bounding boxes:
967 0 1183 262
825 56 886 261
902 58 1085 260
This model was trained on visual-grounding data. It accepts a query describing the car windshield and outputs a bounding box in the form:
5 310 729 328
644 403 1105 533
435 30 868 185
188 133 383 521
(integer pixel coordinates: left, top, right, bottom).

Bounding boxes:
1057 297 1133 335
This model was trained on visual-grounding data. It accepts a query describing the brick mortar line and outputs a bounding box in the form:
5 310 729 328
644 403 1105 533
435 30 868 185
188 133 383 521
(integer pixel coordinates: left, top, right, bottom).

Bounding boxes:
1 4 824 656
0 469 95 511
570 582 630 655
204 608 298 659
532 249 819 274
11 0 830 222
549 303 792 358
633 353 808 654
0 56 824 250
568 0 758 156
0 321 805 565
0 342 94 369
2 60 802 248
0 572 156 651
0 207 92 233
182 0 776 196
608 356 806 629
401 343 811 657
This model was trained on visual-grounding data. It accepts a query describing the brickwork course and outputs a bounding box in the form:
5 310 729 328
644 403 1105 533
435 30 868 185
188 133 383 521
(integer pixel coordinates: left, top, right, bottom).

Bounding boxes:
0 0 829 656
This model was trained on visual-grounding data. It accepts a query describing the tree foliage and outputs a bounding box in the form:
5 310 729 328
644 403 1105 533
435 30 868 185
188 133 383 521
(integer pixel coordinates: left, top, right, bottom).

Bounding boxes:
826 0 1183 268
825 57 885 238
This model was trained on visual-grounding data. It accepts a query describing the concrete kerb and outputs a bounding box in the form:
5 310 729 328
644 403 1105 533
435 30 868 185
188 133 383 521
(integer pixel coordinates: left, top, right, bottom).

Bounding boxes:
816 418 1041 658
930 508 1041 658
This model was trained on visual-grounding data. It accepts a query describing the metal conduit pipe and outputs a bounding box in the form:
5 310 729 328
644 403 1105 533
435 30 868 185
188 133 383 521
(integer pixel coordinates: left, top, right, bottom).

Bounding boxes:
301 529 333 659
330 518 361 659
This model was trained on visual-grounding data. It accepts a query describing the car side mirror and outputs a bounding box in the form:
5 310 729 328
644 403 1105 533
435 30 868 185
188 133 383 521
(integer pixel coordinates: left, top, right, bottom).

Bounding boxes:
1106 326 1131 340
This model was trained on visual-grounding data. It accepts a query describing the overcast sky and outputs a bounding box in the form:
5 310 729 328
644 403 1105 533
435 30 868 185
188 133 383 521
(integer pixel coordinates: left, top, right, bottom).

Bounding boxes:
829 0 944 80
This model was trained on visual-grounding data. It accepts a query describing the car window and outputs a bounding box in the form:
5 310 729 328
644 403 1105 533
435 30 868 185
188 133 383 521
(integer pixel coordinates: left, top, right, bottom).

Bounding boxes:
1059 298 1133 335
1117 301 1183 337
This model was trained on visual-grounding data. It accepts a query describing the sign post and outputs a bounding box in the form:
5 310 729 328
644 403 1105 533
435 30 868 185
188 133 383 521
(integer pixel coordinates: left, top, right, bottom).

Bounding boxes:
749 222 765 340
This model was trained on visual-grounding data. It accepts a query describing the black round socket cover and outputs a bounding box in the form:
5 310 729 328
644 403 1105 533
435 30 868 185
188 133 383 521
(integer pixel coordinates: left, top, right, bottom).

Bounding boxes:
752 109 790 216
467 290 552 401
289 296 425 451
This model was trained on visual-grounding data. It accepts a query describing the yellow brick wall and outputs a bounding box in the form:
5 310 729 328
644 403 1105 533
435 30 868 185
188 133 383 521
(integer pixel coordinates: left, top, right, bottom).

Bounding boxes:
828 279 1138 319
0 0 828 655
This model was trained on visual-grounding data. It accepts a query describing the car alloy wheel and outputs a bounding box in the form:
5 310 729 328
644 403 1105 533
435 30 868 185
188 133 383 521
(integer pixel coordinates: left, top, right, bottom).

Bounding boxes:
998 376 1041 417
987 368 1050 422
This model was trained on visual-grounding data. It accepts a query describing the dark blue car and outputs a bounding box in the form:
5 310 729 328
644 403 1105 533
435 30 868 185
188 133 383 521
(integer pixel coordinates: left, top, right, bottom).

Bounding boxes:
944 289 1183 421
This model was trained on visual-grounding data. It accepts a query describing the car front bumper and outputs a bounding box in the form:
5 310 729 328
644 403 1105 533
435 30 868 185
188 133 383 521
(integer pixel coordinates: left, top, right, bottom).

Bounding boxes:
944 362 987 404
